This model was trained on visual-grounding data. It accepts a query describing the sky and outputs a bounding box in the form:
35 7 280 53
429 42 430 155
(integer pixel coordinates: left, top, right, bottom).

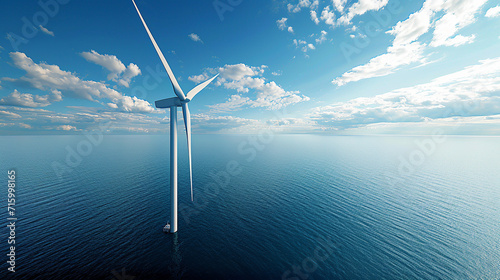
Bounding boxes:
0 0 499 135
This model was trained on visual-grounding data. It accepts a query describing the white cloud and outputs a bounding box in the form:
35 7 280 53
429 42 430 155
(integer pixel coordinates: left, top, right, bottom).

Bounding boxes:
485 6 500 17
0 89 62 107
320 6 336 27
335 0 488 86
188 73 209 84
223 77 266 93
191 113 263 134
338 0 389 25
310 0 319 10
332 0 348 13
110 96 156 113
388 0 486 48
388 2 436 46
251 81 310 110
81 50 141 87
293 39 315 53
0 105 169 134
293 39 307 46
287 0 312 13
9 52 154 113
277 18 288 30
317 57 500 130
208 94 251 112
81 50 126 80
333 42 425 86
57 125 77 131
217 63 262 80
19 123 32 129
194 63 309 111
0 110 21 118
118 63 141 87
302 43 316 52
277 17 295 33
3 58 499 134
430 0 487 47
39 25 54 36
310 10 320 24
188 33 203 43
316 30 327 44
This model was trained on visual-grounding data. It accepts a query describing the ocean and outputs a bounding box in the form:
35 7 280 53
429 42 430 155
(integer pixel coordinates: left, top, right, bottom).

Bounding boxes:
1 134 499 279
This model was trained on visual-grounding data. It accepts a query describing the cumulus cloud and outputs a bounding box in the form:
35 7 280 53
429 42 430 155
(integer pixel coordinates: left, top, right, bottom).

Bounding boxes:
334 0 488 86
338 0 389 25
39 25 54 36
217 63 263 80
320 6 336 27
0 89 62 107
192 63 309 111
287 0 312 13
57 125 77 131
293 39 307 46
293 39 316 53
315 30 327 44
485 6 500 17
317 57 500 130
118 63 141 87
332 0 348 13
310 10 320 24
188 73 209 84
277 18 288 30
188 33 203 43
277 18 294 33
80 50 141 87
8 52 154 113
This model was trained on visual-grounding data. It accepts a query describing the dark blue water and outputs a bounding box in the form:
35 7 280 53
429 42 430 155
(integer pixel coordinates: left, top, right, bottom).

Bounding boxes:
1 135 499 279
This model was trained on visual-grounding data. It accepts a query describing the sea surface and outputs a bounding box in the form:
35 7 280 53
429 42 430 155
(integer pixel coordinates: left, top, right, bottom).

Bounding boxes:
0 134 499 279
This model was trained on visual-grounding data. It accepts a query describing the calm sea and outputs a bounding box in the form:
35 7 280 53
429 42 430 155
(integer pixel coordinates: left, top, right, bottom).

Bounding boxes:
1 134 499 279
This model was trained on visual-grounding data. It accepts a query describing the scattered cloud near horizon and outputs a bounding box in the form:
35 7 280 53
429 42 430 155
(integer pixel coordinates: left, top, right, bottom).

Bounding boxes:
5 52 153 113
312 57 500 133
2 56 498 135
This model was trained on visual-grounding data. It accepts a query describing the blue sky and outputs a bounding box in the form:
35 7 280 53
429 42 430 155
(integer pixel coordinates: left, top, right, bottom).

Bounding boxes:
0 0 499 135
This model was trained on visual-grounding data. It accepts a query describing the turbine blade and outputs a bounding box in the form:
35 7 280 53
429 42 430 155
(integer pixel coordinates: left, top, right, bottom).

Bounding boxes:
131 0 186 100
186 74 219 101
181 103 193 201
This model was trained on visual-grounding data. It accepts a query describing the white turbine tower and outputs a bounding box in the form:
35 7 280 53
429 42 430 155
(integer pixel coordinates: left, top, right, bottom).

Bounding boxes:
132 0 219 233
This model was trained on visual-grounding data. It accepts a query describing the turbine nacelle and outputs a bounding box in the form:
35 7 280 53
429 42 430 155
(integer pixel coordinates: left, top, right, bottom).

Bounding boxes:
154 97 193 108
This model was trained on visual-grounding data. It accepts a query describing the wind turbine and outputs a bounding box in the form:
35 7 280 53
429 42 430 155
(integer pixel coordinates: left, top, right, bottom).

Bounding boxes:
132 0 219 233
